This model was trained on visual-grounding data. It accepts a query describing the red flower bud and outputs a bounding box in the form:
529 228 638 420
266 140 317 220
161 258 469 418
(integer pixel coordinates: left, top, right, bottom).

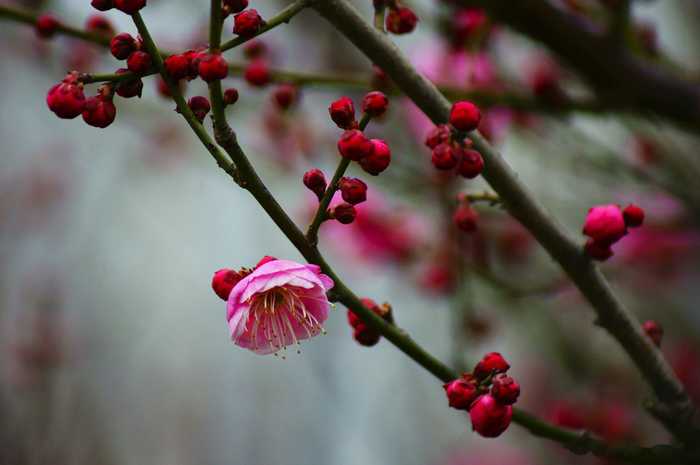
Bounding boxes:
114 68 143 98
187 96 211 122
347 298 390 347
449 101 481 132
469 394 513 437
35 14 60 39
361 91 389 117
583 204 627 245
46 74 86 119
386 6 418 35
359 139 391 175
425 124 451 149
110 32 137 60
453 203 478 233
457 148 484 179
337 130 374 161
490 374 520 405
622 204 644 228
303 169 327 200
198 53 228 82
223 0 248 14
91 0 114 11
211 268 243 301
333 203 357 225
114 0 146 15
223 88 239 106
164 53 191 80
328 96 356 129
353 323 382 346
431 143 459 170
444 377 479 410
233 9 264 38
642 320 663 347
85 14 114 37
127 50 152 75
244 60 271 87
82 94 116 128
273 84 299 109
339 177 368 205
255 256 278 268
584 239 614 261
473 352 510 380
243 39 267 59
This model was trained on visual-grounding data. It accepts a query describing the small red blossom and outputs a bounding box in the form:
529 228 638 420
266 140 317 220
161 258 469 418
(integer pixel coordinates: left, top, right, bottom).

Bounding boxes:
110 33 138 60
223 88 239 106
36 14 60 39
127 51 152 75
198 53 229 82
425 124 451 149
244 60 271 87
82 93 117 128
187 96 211 122
444 376 479 410
339 177 368 205
490 374 520 405
386 6 418 35
223 0 248 14
449 101 481 132
91 0 114 11
333 203 357 225
359 139 391 175
583 204 627 245
233 9 264 38
272 84 299 109
85 14 114 37
164 53 191 81
338 130 374 161
46 74 86 119
303 169 327 200
114 69 143 98
431 143 459 170
329 96 356 129
361 91 389 117
211 268 244 301
473 352 510 380
453 203 478 233
585 238 614 261
623 204 645 228
469 394 513 437
457 148 484 179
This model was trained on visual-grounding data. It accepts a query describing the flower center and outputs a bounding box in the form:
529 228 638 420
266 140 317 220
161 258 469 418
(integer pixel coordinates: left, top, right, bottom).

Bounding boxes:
248 286 325 356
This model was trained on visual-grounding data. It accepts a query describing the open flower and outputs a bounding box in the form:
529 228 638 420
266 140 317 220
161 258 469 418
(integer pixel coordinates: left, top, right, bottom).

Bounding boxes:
226 259 334 355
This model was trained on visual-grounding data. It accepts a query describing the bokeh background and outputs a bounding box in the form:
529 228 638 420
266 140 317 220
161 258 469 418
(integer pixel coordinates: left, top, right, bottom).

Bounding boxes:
1 1 700 464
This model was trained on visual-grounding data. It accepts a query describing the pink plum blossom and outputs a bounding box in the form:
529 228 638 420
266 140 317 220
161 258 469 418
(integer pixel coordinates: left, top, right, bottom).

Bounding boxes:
226 259 334 354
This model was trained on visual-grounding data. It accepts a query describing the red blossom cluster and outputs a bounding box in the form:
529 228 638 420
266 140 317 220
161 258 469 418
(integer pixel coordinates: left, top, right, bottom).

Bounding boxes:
582 203 645 260
444 352 519 437
346 298 393 346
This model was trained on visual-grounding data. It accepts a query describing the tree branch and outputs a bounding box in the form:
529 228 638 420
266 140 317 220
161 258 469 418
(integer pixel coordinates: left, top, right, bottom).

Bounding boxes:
309 0 699 442
465 0 700 133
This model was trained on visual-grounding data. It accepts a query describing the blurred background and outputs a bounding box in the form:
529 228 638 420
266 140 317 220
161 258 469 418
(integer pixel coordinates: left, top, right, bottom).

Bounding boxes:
1 0 700 464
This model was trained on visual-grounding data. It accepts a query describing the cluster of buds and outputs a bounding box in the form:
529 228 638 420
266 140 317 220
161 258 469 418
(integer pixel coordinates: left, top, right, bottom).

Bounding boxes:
443 352 519 438
346 298 393 346
237 40 271 87
303 92 391 225
425 101 485 178
46 72 117 128
382 1 419 35
582 203 645 261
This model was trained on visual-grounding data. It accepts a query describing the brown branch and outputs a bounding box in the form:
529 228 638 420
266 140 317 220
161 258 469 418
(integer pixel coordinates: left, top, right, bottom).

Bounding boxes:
309 0 699 442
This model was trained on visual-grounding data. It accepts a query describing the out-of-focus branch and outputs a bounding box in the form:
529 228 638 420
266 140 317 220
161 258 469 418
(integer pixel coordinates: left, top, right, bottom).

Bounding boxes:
463 0 700 133
309 0 699 442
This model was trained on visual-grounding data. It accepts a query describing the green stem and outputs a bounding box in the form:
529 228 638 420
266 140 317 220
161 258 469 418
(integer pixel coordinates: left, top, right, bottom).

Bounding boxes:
306 113 371 245
130 12 238 183
220 0 311 52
